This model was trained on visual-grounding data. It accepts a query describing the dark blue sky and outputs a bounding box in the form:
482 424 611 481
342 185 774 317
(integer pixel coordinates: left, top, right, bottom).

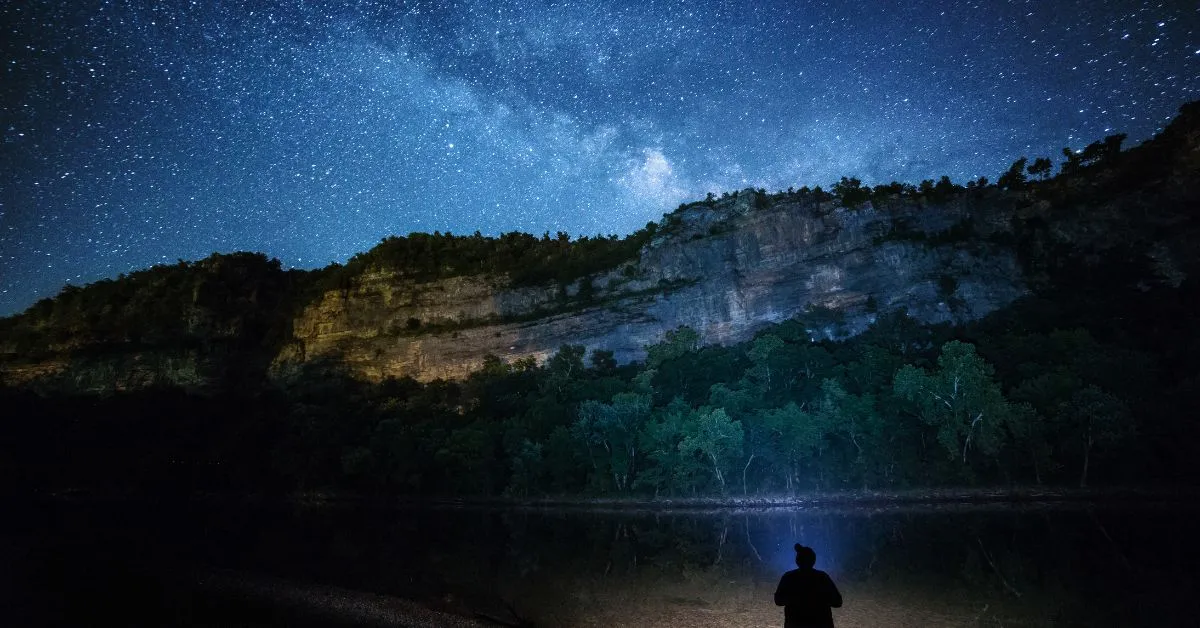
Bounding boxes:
2 0 1197 316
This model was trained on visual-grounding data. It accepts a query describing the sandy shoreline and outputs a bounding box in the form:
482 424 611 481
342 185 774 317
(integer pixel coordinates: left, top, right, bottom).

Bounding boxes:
285 485 1200 513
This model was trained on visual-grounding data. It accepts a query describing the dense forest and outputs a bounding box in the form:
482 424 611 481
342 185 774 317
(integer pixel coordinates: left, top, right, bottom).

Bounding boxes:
2 102 1198 498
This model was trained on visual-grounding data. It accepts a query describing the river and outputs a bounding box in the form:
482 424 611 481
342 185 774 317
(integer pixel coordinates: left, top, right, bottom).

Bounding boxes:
4 498 1197 626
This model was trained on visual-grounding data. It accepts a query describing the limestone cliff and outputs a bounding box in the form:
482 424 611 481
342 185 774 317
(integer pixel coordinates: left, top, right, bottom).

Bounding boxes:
3 101 1198 391
279 192 1026 383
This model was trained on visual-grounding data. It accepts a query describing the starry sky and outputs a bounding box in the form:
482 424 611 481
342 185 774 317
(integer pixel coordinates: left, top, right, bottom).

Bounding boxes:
2 0 1197 316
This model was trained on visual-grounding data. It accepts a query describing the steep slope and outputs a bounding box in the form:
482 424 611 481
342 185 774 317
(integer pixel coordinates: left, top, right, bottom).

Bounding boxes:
280 190 1027 382
2 101 1198 391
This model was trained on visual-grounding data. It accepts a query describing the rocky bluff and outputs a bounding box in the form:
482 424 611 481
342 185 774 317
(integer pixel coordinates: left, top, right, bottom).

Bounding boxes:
2 101 1197 391
283 191 1025 383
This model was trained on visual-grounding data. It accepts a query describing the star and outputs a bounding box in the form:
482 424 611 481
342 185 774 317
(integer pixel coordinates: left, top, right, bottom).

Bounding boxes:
1 0 1197 316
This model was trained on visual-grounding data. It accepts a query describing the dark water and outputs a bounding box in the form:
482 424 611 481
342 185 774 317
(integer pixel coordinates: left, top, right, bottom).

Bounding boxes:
3 498 1198 627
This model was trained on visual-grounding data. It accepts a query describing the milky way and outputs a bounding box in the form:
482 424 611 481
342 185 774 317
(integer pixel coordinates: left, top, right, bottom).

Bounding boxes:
2 0 1197 315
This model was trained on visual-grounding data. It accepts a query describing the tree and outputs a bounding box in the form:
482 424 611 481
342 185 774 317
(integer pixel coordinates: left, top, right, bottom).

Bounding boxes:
635 398 695 495
814 379 886 487
757 402 825 492
934 175 959 198
646 326 700 368
370 417 434 492
435 421 499 494
542 425 586 493
893 341 1012 473
997 157 1028 190
1102 133 1126 158
572 393 651 492
1010 371 1078 483
590 349 618 372
1061 147 1083 175
708 380 765 494
746 334 785 393
1079 133 1126 167
542 344 586 397
504 437 544 497
832 176 870 209
1027 157 1053 180
1060 386 1130 487
678 407 743 493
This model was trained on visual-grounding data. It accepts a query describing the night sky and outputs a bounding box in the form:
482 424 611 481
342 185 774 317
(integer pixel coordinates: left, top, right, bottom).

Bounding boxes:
2 1 1197 316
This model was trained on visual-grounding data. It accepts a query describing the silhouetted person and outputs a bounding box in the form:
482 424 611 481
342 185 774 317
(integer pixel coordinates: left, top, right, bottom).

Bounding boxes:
774 543 842 628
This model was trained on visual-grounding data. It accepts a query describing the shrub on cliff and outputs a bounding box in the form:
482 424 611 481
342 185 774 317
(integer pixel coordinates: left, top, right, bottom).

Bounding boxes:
0 252 304 354
832 176 871 209
998 158 1029 190
327 223 658 289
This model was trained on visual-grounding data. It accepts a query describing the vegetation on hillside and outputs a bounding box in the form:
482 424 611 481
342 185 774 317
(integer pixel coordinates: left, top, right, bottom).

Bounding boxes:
0 253 311 359
5 254 1197 496
326 225 659 290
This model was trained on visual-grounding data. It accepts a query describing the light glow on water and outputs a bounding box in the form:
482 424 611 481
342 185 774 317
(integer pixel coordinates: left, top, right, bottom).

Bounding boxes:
762 514 844 577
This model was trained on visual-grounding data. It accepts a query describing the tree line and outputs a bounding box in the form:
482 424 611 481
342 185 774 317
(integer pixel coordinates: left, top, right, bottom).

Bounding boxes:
5 264 1196 497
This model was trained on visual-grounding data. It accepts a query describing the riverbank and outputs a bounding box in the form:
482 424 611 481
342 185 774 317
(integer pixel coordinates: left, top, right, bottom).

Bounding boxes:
11 487 1198 627
287 485 1200 512
26 485 1200 513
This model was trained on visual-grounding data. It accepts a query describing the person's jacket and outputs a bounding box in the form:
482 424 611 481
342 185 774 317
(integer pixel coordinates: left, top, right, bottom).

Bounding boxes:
774 567 842 628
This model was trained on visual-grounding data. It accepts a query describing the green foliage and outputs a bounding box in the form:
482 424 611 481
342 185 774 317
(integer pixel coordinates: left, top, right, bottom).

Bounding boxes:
812 379 885 484
934 175 961 198
328 226 657 290
1060 147 1083 175
1028 157 1053 180
6 276 1188 496
1060 134 1126 176
893 341 1013 473
997 157 1029 190
915 176 962 204
832 176 871 209
1083 134 1126 165
677 407 743 493
590 349 618 372
645 326 700 368
1059 385 1131 488
745 334 784 391
573 393 651 492
0 252 308 370
870 181 916 205
756 403 824 492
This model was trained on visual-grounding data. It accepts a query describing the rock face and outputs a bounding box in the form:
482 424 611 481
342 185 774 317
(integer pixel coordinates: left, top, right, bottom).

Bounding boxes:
280 192 1027 382
6 101 1199 391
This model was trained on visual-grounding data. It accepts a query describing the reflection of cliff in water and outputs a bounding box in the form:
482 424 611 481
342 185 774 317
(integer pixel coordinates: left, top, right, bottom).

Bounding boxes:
8 500 1200 627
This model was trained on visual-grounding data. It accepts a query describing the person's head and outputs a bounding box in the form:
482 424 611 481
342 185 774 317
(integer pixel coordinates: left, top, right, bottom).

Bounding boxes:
793 543 817 569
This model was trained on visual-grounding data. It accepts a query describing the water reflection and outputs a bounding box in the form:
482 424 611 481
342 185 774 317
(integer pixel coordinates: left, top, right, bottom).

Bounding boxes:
384 503 1199 627
8 500 1200 627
